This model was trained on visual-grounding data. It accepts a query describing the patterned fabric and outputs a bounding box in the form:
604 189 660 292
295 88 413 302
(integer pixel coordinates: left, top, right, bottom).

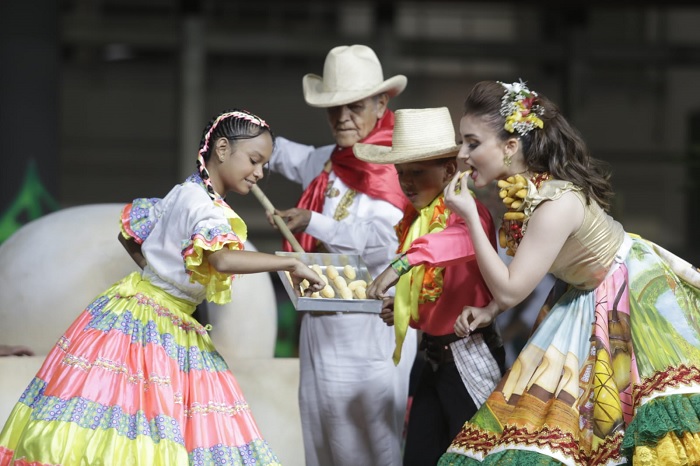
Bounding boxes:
0 273 280 466
120 197 161 244
182 221 245 304
390 253 412 276
451 334 503 408
439 204 700 464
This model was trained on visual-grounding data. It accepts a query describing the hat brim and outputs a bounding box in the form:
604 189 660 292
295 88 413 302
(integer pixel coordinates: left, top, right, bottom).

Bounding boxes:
302 74 407 108
353 143 461 165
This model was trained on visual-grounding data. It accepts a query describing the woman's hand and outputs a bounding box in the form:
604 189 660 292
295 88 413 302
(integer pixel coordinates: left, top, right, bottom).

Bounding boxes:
367 266 400 299
454 299 501 337
444 172 479 226
290 260 324 295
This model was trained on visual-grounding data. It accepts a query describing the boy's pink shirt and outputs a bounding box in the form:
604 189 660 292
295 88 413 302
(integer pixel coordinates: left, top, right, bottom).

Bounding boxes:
403 200 496 336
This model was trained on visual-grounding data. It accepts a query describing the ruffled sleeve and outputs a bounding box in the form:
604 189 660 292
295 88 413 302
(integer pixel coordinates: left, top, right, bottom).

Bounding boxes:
181 205 248 304
522 180 581 233
120 198 161 244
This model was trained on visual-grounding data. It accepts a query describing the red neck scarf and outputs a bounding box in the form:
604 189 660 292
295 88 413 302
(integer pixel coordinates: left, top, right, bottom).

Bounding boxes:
284 110 409 252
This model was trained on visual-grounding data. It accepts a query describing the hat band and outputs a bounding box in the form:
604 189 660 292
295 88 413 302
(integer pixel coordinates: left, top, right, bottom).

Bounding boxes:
392 142 458 153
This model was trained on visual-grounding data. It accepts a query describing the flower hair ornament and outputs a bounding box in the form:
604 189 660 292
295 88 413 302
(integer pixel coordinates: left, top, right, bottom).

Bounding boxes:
497 80 544 136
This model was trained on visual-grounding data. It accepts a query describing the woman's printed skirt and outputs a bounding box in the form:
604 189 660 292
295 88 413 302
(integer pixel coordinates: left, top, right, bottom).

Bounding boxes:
0 272 280 465
440 235 700 465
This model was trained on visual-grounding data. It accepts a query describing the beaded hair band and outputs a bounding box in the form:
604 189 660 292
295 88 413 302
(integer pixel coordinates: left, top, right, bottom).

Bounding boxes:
196 110 269 200
497 80 545 136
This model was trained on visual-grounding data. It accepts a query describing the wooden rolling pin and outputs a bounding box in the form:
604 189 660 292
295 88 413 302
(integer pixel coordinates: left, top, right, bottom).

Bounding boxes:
250 184 304 253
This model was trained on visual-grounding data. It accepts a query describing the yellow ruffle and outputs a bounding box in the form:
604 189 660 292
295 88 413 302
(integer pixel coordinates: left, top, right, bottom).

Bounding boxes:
185 237 243 305
633 431 700 466
1 405 189 466
184 209 247 305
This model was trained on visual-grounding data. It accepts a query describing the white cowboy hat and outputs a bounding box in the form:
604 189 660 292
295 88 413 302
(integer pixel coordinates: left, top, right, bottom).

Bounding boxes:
302 44 407 108
353 107 460 164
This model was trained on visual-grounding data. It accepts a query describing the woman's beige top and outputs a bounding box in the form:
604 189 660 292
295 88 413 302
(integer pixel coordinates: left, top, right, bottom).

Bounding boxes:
525 180 625 290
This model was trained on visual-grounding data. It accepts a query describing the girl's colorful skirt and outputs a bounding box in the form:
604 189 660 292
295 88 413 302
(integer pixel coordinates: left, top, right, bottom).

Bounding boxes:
0 272 280 466
440 235 700 466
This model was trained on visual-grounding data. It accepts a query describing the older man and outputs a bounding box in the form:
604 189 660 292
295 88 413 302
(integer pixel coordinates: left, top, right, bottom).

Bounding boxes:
269 44 418 466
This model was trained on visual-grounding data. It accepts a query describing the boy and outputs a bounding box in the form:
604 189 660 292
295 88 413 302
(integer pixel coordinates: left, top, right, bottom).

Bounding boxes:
354 107 506 466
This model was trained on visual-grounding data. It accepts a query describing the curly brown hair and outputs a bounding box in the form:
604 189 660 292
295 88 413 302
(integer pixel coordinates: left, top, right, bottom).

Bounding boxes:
463 81 614 211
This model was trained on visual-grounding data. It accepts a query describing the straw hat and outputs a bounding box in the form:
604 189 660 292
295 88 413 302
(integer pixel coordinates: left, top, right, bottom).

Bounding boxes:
353 107 460 164
303 45 407 108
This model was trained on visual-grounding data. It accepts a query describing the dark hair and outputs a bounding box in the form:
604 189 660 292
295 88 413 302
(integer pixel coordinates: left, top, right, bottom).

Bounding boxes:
463 81 614 211
198 108 275 162
196 109 275 199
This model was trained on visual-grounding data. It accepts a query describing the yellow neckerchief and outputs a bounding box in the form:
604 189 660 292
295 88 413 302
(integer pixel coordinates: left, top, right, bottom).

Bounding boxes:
392 194 450 364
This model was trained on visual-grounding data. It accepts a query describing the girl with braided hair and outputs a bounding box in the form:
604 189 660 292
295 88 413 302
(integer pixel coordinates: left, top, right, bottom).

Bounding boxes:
0 109 323 466
439 81 700 465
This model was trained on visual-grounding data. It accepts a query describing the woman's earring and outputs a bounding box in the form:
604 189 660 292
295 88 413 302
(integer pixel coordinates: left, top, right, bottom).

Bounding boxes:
503 151 512 167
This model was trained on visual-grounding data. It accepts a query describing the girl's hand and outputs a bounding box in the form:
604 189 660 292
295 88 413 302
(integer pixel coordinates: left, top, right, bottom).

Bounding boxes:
367 266 400 299
454 300 501 337
290 260 324 295
444 171 478 224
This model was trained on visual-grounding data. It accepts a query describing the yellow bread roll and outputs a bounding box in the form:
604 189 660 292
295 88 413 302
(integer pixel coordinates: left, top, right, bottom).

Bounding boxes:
326 264 339 280
333 275 348 290
310 264 323 276
354 287 367 299
320 285 335 298
339 287 353 300
343 264 357 280
311 292 320 299
348 280 368 291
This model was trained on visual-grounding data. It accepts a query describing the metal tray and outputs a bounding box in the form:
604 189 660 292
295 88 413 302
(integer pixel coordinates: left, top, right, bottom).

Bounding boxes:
275 252 382 313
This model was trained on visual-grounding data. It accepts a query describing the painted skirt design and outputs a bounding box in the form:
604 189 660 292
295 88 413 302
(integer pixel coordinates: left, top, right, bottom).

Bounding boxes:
440 236 700 466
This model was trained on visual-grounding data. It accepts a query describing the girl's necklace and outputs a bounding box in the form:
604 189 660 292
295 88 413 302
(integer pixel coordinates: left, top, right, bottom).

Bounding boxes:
498 172 551 256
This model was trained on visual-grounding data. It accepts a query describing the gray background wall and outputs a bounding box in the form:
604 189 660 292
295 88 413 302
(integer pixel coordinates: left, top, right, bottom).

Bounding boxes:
3 0 700 264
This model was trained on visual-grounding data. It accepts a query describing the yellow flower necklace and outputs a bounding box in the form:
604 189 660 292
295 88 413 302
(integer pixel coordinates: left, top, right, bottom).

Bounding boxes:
498 172 551 256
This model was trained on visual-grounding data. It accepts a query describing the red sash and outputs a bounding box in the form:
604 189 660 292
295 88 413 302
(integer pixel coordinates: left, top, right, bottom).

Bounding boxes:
283 110 408 252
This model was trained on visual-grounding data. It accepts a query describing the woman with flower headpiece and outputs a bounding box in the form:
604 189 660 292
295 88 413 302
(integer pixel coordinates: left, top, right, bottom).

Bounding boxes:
0 109 324 466
439 80 700 465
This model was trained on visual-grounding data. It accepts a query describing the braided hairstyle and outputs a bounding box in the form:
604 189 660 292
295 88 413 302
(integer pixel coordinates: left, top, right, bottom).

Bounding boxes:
196 109 275 200
463 81 614 211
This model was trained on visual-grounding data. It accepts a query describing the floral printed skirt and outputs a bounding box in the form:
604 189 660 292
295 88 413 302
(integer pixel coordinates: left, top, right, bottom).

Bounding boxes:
0 272 280 466
440 236 700 466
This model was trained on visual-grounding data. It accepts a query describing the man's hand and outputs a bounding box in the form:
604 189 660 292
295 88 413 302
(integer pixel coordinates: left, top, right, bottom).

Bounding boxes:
379 297 395 326
274 208 312 233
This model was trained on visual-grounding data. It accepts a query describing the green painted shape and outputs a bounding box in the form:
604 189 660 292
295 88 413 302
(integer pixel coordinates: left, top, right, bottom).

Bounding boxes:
0 160 60 243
